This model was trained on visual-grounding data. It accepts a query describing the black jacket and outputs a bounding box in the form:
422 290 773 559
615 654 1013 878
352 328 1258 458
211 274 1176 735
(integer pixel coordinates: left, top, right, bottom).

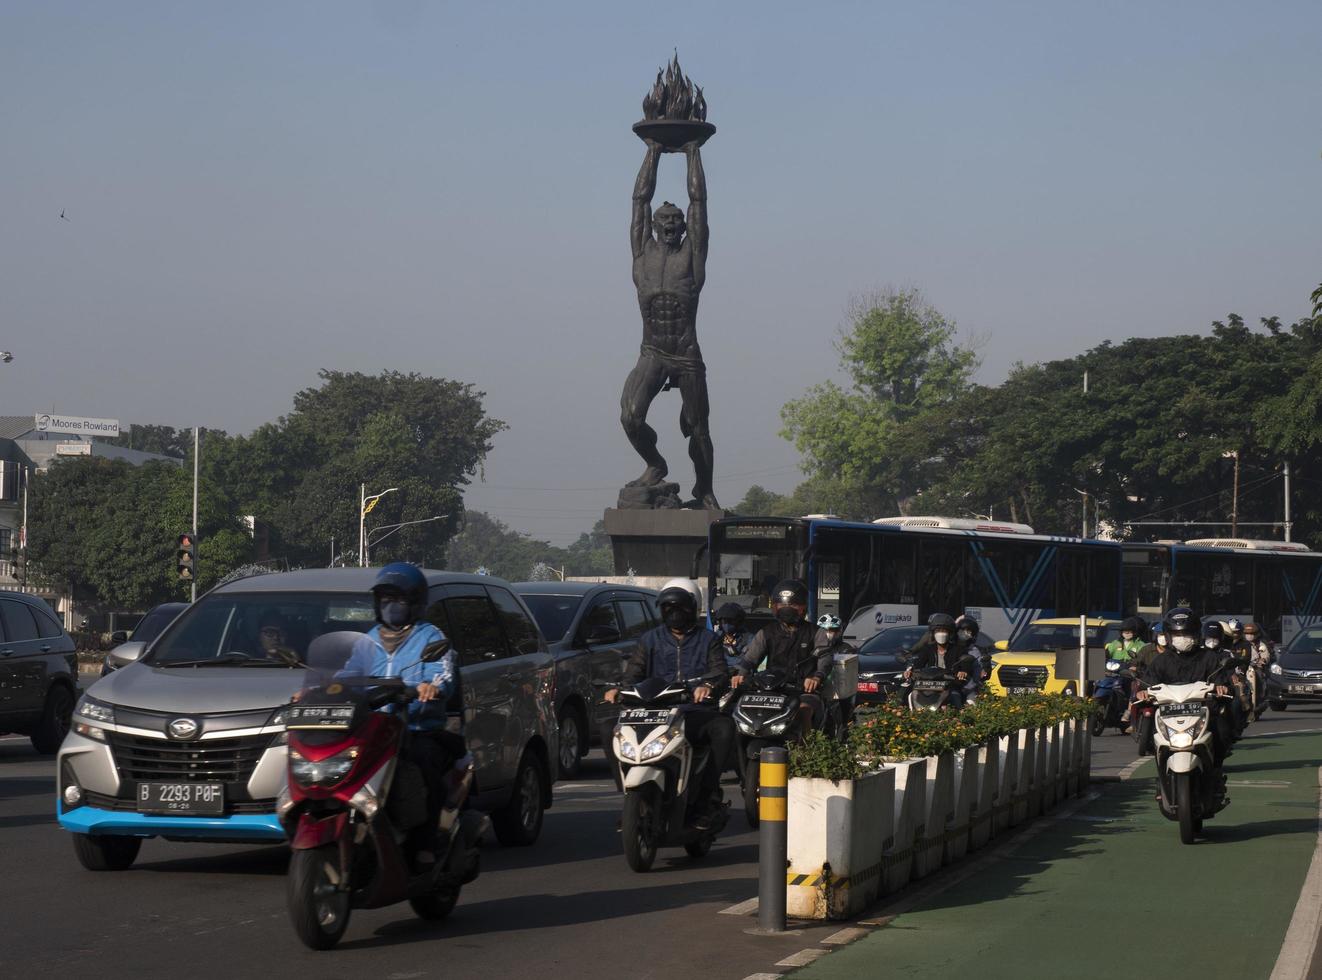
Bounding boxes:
1145 647 1231 686
622 624 729 689
738 621 831 682
907 627 978 676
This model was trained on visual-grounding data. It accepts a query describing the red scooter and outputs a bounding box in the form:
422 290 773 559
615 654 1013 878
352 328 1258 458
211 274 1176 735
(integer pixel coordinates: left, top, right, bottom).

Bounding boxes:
279 633 486 950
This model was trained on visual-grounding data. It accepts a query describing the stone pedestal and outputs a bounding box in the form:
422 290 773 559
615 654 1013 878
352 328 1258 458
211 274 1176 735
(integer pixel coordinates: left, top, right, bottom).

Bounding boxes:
602 507 724 578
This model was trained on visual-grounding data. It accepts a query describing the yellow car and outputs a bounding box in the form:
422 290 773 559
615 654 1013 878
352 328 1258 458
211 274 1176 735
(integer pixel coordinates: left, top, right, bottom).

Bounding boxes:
986 618 1125 697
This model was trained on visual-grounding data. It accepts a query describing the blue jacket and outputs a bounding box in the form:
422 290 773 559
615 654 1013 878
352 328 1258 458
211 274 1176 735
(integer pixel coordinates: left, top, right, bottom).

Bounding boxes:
623 623 729 688
337 622 455 732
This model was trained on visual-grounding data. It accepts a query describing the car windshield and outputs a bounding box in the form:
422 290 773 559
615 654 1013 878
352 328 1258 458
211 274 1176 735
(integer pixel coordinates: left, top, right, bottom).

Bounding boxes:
858 626 927 655
519 594 583 643
1284 629 1322 655
147 591 377 666
1009 623 1120 652
130 605 184 644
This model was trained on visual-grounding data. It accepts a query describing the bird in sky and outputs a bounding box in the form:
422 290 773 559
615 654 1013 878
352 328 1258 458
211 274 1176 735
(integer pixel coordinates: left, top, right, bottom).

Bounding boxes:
59 210 68 221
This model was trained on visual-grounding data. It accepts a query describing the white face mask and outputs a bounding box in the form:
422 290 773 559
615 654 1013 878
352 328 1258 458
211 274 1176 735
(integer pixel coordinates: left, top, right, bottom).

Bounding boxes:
933 631 950 646
1171 635 1197 653
1205 638 1220 649
1157 635 1167 647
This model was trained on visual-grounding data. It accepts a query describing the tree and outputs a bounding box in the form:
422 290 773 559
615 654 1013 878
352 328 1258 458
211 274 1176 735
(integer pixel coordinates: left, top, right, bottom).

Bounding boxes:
444 512 614 580
25 457 252 609
780 287 979 515
103 424 194 458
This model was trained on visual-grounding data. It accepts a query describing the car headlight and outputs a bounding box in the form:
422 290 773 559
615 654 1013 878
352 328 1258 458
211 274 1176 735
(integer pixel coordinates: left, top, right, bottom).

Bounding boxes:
1270 663 1282 675
75 696 115 725
289 747 358 786
266 706 289 744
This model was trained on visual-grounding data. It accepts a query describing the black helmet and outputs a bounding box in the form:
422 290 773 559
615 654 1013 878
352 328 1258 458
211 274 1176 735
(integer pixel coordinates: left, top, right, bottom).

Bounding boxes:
715 602 746 625
371 562 427 625
1202 620 1225 643
1121 616 1143 635
771 580 809 607
928 613 956 630
1163 607 1199 654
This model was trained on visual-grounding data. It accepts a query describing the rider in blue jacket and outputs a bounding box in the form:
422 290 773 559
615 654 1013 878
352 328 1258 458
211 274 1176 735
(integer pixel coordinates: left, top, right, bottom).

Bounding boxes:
338 562 457 867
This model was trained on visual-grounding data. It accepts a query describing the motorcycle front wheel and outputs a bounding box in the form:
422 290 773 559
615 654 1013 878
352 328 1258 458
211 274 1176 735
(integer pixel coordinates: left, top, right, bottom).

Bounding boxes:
622 787 659 872
288 845 351 950
1175 771 1197 845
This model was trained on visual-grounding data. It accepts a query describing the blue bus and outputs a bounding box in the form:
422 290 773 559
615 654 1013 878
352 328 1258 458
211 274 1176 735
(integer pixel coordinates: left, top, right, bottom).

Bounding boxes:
1122 538 1322 644
706 516 1123 645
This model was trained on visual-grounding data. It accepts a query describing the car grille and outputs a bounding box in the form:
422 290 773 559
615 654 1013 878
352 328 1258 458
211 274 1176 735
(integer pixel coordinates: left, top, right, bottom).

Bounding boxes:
998 665 1048 689
84 790 277 814
108 732 274 783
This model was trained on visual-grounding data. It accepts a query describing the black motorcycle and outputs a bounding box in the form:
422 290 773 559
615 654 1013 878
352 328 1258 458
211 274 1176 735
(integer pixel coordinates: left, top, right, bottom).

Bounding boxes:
904 666 966 711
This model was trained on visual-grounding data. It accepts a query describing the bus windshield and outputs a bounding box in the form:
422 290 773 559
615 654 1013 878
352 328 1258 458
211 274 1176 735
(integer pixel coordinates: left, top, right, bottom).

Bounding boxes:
709 522 803 615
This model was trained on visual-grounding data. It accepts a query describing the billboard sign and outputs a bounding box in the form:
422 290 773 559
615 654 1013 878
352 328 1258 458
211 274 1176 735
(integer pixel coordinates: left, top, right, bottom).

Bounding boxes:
55 442 92 456
34 414 120 437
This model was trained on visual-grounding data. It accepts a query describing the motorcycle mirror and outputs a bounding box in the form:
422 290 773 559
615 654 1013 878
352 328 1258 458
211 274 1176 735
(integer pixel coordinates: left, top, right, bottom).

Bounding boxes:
420 639 452 663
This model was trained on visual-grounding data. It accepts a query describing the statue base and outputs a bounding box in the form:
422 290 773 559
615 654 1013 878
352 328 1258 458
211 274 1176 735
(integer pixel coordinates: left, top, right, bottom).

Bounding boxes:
616 482 684 510
603 506 725 578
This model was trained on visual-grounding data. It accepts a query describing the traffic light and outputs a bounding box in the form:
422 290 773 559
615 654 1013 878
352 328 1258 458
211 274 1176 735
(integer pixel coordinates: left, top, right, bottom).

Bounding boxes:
176 532 197 581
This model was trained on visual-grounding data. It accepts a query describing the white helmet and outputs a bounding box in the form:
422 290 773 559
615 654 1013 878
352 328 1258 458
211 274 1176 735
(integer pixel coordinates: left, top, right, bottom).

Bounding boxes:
657 577 703 612
817 614 842 630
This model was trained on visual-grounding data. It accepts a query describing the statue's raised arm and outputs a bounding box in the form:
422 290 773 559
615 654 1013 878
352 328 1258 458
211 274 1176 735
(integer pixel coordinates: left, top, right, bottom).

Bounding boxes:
685 143 708 286
631 141 662 262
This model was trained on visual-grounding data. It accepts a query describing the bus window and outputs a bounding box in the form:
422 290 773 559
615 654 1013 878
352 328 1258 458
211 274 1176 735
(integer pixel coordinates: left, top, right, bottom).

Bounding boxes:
1089 551 1122 617
1254 559 1283 638
815 561 841 619
1056 551 1088 618
964 542 1036 610
709 523 803 614
919 540 963 619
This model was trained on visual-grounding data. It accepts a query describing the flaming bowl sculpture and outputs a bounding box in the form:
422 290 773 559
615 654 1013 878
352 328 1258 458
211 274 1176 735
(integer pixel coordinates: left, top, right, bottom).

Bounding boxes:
632 53 715 150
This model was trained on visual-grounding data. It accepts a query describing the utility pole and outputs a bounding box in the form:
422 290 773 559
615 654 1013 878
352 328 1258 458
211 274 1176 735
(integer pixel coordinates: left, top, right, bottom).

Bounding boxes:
1230 450 1240 537
191 427 199 602
1284 461 1293 542
359 484 366 567
20 464 28 589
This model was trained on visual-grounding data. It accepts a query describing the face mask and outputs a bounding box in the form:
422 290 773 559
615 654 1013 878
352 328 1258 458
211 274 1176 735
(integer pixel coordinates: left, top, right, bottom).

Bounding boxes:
718 622 739 637
1121 632 1134 642
933 630 950 646
1157 635 1167 647
825 631 840 644
1171 635 1196 653
381 599 412 629
1205 638 1220 649
775 606 802 626
959 631 975 642
663 608 695 631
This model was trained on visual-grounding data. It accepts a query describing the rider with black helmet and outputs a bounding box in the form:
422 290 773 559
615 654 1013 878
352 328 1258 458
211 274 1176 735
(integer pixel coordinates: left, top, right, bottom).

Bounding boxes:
337 562 457 868
904 613 979 706
714 601 754 670
1142 608 1234 763
731 580 833 732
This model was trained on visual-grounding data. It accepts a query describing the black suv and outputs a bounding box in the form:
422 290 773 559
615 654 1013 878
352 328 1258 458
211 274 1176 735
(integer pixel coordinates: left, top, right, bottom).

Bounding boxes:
515 582 659 778
0 591 78 753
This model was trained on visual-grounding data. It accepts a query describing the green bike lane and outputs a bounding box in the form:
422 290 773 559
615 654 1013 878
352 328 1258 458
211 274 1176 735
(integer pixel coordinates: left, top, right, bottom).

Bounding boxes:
791 730 1322 980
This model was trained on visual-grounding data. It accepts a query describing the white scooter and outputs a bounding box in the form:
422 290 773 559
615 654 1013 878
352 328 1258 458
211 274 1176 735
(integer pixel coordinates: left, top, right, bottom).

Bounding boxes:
1149 673 1232 844
610 676 729 872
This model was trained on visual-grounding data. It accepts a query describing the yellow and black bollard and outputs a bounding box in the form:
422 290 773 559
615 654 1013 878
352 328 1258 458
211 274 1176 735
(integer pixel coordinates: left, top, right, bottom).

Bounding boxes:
757 745 788 933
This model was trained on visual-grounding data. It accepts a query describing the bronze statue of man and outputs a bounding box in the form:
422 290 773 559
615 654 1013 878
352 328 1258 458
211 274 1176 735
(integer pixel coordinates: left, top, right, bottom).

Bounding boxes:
621 139 719 509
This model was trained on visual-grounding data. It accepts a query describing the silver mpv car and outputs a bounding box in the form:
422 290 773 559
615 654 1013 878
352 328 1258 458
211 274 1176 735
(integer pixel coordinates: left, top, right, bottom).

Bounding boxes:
58 568 557 870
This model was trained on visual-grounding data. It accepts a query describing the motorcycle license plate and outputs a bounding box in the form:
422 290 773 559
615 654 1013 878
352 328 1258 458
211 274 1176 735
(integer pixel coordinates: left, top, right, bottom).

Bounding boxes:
914 680 948 691
1159 702 1205 717
857 681 880 693
618 708 672 726
1006 687 1035 696
740 694 790 708
136 782 224 815
285 704 355 730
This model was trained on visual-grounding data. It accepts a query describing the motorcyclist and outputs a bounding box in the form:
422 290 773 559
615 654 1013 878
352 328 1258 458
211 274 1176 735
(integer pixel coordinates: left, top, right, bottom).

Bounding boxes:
606 578 732 829
1237 622 1274 716
336 562 457 869
1207 621 1251 729
954 615 985 700
714 601 754 670
904 613 978 708
815 614 855 724
1127 623 1166 731
1141 608 1233 765
1106 617 1145 723
732 580 832 734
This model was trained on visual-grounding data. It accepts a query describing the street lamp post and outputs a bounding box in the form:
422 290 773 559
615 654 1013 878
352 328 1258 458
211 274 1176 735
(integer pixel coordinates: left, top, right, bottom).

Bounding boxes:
365 514 450 565
359 485 399 567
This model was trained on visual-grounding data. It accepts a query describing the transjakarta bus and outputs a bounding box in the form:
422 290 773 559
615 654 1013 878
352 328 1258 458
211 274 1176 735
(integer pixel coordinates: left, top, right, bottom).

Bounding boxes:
1122 538 1322 644
706 516 1123 645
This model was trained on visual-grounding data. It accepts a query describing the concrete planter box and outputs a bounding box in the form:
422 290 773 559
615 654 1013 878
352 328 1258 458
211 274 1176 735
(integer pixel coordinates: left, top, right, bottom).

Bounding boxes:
1040 723 1060 812
1012 727 1037 825
881 758 927 895
1077 723 1092 792
1058 720 1077 798
786 768 894 920
993 732 1019 835
969 738 999 851
912 752 955 879
1031 725 1050 816
945 745 980 863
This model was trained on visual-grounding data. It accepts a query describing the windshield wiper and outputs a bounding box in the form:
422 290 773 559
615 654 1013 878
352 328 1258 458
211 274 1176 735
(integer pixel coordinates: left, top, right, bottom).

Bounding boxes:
156 653 302 668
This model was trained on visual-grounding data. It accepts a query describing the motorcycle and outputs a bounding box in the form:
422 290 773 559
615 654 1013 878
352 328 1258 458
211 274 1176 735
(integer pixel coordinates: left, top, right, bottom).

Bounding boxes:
611 676 730 872
1090 660 1134 736
904 666 966 711
1148 669 1232 844
278 635 486 950
731 671 844 828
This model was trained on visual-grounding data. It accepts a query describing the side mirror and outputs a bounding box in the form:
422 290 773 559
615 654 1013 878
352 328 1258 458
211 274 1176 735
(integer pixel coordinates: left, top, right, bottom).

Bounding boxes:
108 641 147 669
584 625 622 646
421 639 452 663
109 630 129 645
994 639 1009 651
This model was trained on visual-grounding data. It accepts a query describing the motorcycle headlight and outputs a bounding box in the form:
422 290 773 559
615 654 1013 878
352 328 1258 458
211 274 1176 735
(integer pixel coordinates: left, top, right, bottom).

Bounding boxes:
289 747 359 787
1158 717 1207 743
639 722 683 760
767 719 789 735
614 733 637 761
75 696 115 725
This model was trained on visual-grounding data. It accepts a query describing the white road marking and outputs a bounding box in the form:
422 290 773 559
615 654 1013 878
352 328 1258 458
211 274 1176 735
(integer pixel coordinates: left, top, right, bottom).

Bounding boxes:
1269 765 1322 980
720 897 760 916
775 949 831 968
1228 780 1292 787
822 927 869 945
1117 756 1152 781
742 974 784 980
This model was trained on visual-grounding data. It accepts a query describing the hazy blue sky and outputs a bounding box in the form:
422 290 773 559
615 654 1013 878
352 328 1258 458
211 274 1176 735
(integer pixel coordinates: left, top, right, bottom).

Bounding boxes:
3 1 1319 544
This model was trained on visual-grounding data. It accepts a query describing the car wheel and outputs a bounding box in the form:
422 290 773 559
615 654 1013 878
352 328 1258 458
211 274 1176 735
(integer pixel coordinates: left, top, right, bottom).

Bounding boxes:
492 752 546 847
31 685 74 755
72 833 141 871
556 706 585 780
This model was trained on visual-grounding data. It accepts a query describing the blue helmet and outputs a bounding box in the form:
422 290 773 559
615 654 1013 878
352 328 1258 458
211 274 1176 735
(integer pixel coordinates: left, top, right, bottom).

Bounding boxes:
371 562 427 624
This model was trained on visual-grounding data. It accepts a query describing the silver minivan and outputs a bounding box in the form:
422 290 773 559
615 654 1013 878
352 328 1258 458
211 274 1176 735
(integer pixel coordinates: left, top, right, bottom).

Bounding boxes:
57 568 557 870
